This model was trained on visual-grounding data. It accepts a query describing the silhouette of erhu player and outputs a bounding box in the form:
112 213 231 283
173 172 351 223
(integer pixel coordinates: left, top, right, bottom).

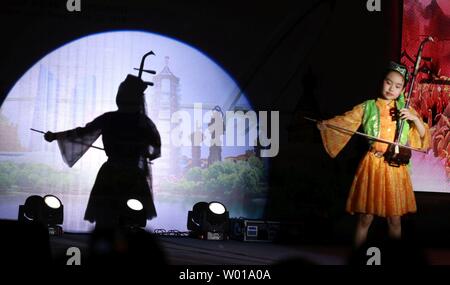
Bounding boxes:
44 55 161 229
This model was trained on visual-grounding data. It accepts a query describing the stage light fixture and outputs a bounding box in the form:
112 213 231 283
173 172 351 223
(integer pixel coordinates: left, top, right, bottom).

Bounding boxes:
18 194 64 235
209 202 226 215
187 202 208 232
22 195 45 222
43 195 63 226
187 201 230 240
119 198 147 228
44 195 62 209
127 198 144 211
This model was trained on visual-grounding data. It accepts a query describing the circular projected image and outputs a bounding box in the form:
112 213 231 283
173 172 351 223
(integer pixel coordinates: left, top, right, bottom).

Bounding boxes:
0 31 269 232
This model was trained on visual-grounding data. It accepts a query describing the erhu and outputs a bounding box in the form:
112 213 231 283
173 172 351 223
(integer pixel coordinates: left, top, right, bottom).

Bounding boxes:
383 36 434 167
304 37 434 162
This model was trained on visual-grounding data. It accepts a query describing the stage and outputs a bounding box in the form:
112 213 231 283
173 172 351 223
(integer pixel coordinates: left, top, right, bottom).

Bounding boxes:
47 192 450 266
50 234 349 265
0 1 449 274
48 231 450 266
0 191 447 268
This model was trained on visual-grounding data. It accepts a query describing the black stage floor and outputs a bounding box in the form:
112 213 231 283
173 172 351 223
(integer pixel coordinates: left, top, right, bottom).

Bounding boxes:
49 233 450 266
2 192 450 267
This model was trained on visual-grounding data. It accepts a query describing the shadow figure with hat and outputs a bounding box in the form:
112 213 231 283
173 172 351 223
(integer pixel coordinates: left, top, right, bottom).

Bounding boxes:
44 51 161 230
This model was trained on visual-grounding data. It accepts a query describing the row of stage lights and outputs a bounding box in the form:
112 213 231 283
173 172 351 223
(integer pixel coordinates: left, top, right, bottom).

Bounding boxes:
18 195 148 235
18 195 231 240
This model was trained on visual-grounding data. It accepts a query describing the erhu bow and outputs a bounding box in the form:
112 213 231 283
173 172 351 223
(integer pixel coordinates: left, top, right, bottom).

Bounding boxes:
303 117 427 154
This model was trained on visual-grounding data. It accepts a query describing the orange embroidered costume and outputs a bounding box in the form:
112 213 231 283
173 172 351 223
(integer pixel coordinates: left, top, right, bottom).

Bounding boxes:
319 97 430 217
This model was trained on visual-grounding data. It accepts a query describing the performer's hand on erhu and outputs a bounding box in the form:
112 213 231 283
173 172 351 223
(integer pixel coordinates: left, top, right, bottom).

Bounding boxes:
44 131 55 142
399 108 420 123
